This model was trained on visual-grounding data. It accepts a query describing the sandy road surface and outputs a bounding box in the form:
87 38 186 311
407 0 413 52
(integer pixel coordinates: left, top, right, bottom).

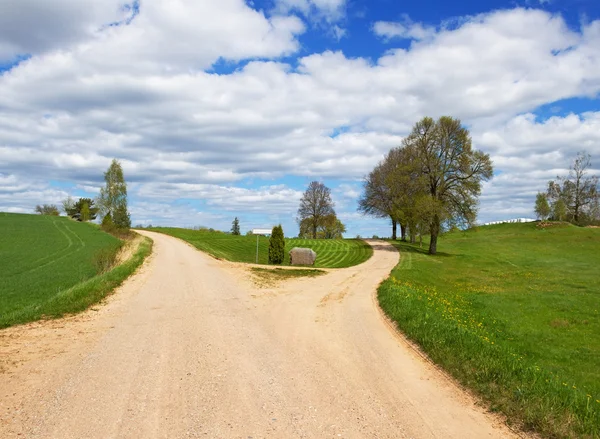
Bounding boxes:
0 231 520 438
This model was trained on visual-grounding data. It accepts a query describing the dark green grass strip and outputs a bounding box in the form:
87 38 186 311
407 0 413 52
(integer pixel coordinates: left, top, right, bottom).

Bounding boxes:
149 228 373 268
1 237 152 328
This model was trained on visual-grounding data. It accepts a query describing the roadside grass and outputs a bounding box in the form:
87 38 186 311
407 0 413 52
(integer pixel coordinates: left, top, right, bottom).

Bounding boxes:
149 227 373 268
380 222 600 438
0 213 152 328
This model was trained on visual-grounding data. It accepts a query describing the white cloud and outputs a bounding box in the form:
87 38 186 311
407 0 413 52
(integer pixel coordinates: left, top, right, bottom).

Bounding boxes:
1 7 600 232
0 0 127 61
273 0 347 22
373 16 436 41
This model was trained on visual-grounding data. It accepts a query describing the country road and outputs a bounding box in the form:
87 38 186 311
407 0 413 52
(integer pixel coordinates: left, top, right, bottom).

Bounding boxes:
0 231 520 438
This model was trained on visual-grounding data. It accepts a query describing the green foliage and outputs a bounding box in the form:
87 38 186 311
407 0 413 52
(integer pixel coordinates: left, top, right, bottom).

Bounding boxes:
113 203 131 229
101 212 113 227
150 227 373 268
35 204 60 216
534 192 551 221
381 223 600 438
298 213 346 239
400 116 493 254
231 217 241 235
93 246 120 274
98 159 131 229
63 197 99 221
80 201 91 222
553 198 567 222
0 213 122 328
268 225 285 264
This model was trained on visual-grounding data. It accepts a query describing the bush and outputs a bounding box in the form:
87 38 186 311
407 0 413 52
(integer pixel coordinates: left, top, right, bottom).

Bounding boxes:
268 225 285 264
93 245 121 274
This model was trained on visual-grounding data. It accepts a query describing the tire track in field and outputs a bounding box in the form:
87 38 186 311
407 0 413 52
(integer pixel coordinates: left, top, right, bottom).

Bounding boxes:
5 220 75 276
11 221 87 277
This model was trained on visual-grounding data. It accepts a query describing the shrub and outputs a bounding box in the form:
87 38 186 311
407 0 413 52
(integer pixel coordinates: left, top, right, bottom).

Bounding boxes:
268 225 285 264
93 245 121 274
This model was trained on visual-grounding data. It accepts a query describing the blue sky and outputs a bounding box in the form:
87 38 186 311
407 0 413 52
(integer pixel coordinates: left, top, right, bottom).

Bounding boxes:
1 0 599 237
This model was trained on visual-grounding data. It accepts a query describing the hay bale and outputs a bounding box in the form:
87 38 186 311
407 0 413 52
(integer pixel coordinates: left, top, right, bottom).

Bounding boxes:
289 247 317 266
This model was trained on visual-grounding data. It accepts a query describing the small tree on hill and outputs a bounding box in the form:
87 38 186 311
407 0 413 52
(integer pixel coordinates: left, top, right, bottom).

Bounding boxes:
268 225 285 264
98 159 131 229
546 152 599 225
64 197 99 221
35 204 60 216
231 217 241 235
298 181 335 239
534 192 551 222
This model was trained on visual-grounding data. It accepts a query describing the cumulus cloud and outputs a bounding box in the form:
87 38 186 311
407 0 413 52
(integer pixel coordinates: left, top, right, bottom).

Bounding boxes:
0 0 128 61
373 16 436 41
273 0 347 22
1 6 600 232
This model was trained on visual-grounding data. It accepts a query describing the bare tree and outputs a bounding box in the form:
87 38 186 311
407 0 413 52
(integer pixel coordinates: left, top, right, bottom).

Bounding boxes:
547 152 599 225
297 181 335 239
35 204 60 216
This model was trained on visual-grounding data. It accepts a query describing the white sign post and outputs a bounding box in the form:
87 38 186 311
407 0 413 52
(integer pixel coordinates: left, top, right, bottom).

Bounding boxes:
251 228 272 264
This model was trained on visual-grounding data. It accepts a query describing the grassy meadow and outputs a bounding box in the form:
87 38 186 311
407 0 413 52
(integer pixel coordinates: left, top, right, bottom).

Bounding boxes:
379 222 600 438
149 227 373 268
0 213 151 328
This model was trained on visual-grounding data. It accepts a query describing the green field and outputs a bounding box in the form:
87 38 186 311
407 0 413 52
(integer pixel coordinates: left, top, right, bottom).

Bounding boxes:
149 227 373 268
379 222 600 438
0 213 150 328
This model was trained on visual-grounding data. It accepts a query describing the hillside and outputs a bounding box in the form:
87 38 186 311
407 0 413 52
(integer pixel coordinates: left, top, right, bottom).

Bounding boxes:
148 227 373 268
0 213 122 327
381 222 600 438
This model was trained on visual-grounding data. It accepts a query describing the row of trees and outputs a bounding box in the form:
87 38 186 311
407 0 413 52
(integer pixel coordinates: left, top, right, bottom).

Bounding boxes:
358 116 494 254
535 152 599 225
35 159 132 230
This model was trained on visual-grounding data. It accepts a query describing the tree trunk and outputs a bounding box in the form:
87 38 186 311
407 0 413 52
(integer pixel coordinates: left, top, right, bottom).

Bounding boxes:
391 218 397 240
410 228 416 244
429 216 440 255
312 223 317 239
400 224 407 241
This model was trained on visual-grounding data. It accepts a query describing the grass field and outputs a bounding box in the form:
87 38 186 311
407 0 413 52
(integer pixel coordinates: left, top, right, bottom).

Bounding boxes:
379 222 600 438
0 213 151 328
149 227 373 268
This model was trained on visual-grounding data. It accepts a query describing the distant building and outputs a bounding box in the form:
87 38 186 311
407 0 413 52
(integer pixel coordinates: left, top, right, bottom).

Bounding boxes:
481 218 537 226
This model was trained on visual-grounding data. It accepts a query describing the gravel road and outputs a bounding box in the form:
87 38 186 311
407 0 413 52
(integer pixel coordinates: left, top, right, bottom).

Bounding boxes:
0 231 520 438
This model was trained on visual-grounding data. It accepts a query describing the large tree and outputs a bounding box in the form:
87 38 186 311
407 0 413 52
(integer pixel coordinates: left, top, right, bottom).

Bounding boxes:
358 148 406 240
98 159 131 229
403 116 493 255
297 181 336 239
547 152 599 225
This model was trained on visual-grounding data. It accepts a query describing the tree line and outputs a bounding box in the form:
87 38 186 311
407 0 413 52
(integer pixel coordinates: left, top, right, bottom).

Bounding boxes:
35 159 132 232
358 116 494 254
535 152 599 225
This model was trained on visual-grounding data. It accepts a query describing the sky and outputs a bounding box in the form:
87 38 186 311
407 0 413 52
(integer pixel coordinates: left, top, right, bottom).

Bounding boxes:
1 0 599 238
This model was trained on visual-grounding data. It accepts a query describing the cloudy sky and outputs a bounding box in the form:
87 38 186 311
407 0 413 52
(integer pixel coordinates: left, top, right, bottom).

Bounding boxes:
1 0 599 237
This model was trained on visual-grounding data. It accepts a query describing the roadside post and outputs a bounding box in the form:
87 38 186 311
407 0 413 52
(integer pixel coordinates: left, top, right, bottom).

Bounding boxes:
251 228 272 263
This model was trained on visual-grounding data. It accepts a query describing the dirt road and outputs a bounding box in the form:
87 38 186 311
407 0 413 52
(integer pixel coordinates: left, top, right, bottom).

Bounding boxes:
0 231 519 438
